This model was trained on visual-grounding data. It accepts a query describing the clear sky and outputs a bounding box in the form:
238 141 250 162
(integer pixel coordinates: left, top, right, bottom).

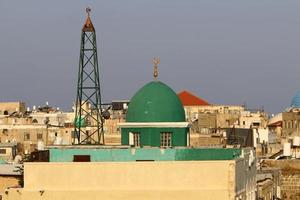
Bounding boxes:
0 0 300 114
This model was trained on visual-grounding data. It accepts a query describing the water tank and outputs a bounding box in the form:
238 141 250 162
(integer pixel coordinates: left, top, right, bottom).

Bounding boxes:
283 143 291 156
293 136 300 146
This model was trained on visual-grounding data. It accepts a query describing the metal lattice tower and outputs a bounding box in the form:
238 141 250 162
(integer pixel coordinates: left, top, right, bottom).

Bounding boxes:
74 8 104 145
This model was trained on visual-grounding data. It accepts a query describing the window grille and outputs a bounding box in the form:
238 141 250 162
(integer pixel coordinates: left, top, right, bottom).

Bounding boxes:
160 132 172 147
133 132 140 147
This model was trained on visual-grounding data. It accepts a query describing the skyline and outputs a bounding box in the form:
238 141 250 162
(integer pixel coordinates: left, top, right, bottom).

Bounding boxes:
1 1 300 113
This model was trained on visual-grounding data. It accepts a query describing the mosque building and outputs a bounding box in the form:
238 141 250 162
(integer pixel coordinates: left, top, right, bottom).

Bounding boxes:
281 91 300 137
119 60 189 148
3 12 256 200
291 91 300 109
269 91 300 139
4 60 256 200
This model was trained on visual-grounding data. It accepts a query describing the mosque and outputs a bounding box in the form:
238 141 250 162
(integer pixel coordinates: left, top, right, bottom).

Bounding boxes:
119 65 189 148
281 91 300 137
3 12 256 200
4 62 256 200
290 91 300 110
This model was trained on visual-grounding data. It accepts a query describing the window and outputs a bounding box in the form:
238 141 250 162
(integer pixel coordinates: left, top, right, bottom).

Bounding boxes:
136 160 154 162
0 149 6 154
226 120 230 126
252 122 260 127
37 133 43 140
160 132 172 147
133 133 140 147
73 155 90 162
32 119 38 123
24 133 30 141
243 121 246 126
129 132 140 147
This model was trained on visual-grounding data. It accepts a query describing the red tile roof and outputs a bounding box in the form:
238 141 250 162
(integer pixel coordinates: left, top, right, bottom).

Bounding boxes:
178 90 210 106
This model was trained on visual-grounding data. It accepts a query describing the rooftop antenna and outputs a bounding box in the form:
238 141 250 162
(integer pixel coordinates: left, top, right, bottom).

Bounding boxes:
74 7 104 145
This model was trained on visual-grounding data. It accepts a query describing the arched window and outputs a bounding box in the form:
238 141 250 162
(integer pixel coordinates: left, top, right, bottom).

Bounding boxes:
3 111 8 115
32 119 38 124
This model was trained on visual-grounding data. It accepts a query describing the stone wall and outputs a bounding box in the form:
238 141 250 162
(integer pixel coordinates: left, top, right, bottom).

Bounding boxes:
190 134 221 147
281 172 300 199
263 160 300 200
0 102 25 115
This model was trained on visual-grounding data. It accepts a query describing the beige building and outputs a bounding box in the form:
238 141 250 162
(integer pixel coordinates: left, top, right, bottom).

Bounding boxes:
237 110 268 129
0 101 126 155
0 102 25 115
268 113 282 139
281 111 300 137
196 105 244 134
3 148 256 200
0 143 17 162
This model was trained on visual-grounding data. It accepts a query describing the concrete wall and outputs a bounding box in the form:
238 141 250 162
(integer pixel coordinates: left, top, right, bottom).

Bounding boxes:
48 147 241 162
235 152 256 200
4 161 240 200
190 134 222 146
0 176 19 194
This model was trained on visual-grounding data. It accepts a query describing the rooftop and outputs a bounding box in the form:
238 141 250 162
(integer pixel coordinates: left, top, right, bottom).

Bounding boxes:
178 91 210 106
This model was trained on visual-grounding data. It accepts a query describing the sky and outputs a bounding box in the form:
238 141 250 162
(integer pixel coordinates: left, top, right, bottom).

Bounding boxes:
0 0 300 114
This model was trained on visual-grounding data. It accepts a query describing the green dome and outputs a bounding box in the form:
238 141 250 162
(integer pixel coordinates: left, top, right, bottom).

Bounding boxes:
126 81 186 122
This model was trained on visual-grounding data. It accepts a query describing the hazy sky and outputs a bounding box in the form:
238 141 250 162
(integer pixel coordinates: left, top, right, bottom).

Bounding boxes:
0 1 300 114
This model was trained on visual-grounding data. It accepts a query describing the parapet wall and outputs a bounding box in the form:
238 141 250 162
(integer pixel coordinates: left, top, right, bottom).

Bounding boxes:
2 161 238 200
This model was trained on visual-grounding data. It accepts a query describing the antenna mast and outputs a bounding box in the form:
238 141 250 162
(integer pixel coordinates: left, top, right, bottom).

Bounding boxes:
74 8 104 145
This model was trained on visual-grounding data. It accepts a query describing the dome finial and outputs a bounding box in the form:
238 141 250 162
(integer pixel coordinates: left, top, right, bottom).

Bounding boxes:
152 57 160 80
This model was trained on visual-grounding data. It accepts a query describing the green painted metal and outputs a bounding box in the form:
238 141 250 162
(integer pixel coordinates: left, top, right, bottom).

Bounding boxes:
122 81 188 147
126 81 185 122
74 12 104 144
121 127 188 147
75 116 85 128
49 147 241 162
